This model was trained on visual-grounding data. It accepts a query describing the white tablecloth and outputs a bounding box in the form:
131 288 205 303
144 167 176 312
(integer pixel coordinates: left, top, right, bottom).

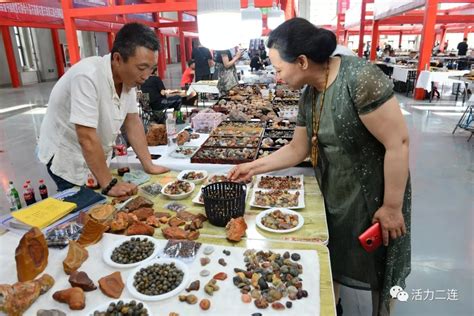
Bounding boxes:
0 232 321 316
415 70 469 92
392 67 416 83
111 133 314 176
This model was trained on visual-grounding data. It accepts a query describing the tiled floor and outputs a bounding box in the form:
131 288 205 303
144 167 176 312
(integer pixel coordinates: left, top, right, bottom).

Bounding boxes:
0 64 472 315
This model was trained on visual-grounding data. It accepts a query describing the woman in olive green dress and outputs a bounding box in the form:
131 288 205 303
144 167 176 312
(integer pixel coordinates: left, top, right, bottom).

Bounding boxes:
229 18 411 316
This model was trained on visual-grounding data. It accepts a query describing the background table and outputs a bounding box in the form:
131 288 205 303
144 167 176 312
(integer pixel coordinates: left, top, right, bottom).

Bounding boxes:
111 132 314 177
415 70 469 92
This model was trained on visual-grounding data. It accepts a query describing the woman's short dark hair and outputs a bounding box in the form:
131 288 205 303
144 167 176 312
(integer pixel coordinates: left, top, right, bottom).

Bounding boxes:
187 59 195 67
112 23 160 62
267 17 336 64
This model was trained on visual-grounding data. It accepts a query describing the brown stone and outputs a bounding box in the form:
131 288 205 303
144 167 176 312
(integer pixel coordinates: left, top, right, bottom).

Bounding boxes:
15 227 49 282
68 271 96 291
155 212 172 219
126 222 155 236
199 298 211 311
176 130 190 146
176 210 197 222
146 124 167 146
271 302 286 310
124 196 153 212
254 297 269 309
63 241 89 275
77 219 108 247
109 212 129 232
213 272 228 281
145 215 161 228
162 226 188 240
168 217 186 227
185 280 200 292
225 217 247 242
98 271 124 299
195 213 208 223
88 204 115 223
52 287 85 310
111 195 131 205
132 207 154 221
0 274 54 316
187 230 200 240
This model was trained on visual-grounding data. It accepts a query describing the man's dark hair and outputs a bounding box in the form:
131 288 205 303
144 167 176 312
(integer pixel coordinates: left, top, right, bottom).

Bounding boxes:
464 38 468 41
267 17 336 64
187 59 195 67
111 23 160 62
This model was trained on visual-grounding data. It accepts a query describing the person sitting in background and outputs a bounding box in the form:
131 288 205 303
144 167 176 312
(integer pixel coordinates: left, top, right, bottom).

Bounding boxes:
250 53 264 72
214 49 242 95
180 59 195 88
140 69 183 123
408 51 418 60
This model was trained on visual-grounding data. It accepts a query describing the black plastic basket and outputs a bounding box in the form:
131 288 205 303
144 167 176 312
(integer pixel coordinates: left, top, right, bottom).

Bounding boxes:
202 181 247 227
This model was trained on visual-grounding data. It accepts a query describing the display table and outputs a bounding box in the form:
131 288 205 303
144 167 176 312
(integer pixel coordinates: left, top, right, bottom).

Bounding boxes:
0 170 333 315
140 171 328 244
0 232 335 315
111 133 314 177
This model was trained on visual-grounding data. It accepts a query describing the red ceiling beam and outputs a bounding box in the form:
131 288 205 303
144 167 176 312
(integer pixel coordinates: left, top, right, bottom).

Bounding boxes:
438 0 473 2
382 14 474 24
68 2 197 18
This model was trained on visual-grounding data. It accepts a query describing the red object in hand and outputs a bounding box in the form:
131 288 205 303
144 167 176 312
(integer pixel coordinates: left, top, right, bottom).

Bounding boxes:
359 222 383 252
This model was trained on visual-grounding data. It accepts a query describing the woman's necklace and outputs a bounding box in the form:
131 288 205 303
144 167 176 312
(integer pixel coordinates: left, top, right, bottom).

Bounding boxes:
310 60 331 167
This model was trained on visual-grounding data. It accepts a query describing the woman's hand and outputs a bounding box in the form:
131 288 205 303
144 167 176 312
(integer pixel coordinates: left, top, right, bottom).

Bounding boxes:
372 205 406 246
228 162 255 183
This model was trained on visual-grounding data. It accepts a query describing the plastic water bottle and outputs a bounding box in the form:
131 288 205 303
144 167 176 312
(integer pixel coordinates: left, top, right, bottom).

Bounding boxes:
114 132 130 177
166 113 177 153
7 181 22 211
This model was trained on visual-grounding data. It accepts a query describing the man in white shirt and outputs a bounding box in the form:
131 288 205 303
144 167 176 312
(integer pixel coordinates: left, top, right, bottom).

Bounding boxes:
38 23 168 197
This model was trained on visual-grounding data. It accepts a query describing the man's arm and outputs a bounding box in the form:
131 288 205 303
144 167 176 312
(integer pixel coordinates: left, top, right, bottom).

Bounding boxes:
76 125 137 196
75 125 112 188
123 113 169 174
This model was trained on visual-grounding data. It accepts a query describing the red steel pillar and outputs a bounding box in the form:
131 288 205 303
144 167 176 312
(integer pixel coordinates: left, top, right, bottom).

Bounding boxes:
155 30 166 79
178 12 186 73
398 31 403 48
186 37 193 61
159 32 167 76
463 26 469 39
414 0 439 100
343 30 349 46
370 20 380 61
1 26 20 88
166 36 171 64
107 32 114 51
61 0 80 64
439 26 447 52
280 0 296 20
358 0 367 57
51 29 65 78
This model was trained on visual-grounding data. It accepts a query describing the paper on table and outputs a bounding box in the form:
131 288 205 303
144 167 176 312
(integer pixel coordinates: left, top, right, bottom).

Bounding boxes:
11 198 77 229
